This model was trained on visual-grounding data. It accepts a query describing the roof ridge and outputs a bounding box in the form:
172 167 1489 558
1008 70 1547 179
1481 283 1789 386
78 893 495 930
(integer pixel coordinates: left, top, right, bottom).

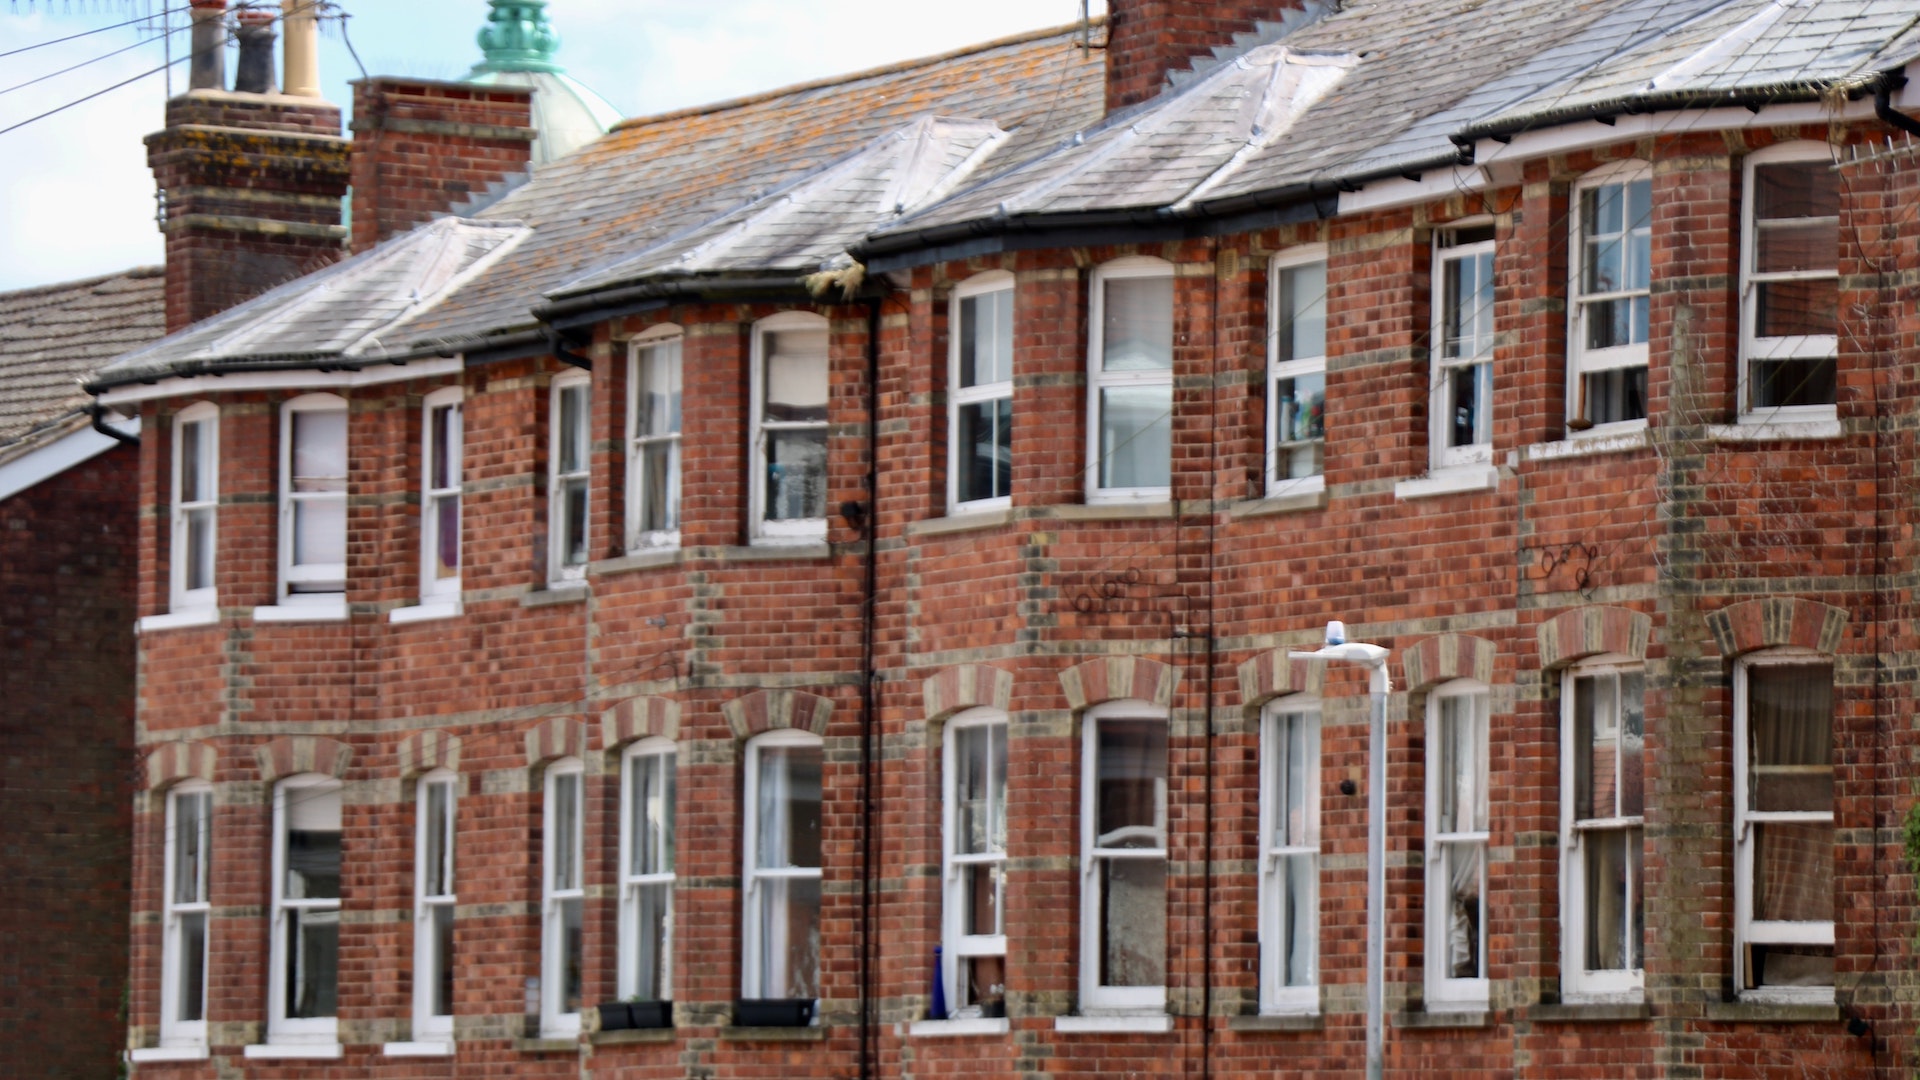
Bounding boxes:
0 265 163 303
609 19 1103 134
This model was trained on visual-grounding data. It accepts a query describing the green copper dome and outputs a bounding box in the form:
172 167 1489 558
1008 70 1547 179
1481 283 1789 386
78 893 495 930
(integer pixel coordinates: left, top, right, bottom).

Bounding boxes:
467 0 624 166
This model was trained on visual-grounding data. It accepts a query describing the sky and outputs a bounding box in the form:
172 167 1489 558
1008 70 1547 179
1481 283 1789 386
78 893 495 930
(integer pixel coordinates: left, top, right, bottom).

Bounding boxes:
0 0 1107 291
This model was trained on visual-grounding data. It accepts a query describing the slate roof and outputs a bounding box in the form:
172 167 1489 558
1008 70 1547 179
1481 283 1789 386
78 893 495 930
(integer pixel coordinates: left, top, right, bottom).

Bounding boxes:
0 267 162 460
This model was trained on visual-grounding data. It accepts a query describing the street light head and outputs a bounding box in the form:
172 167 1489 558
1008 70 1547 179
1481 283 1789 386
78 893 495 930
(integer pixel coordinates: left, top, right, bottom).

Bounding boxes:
1326 620 1346 647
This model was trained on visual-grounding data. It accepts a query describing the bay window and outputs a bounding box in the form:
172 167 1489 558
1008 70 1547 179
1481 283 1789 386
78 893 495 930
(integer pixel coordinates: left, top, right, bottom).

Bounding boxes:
1259 697 1319 1012
1268 248 1327 493
1569 165 1652 431
541 759 584 1036
1741 144 1839 418
751 313 830 541
742 730 823 1006
942 709 1008 1017
628 331 683 550
620 740 676 1005
1079 703 1168 1013
1087 258 1173 501
1425 681 1489 1010
1561 662 1645 1000
279 395 348 599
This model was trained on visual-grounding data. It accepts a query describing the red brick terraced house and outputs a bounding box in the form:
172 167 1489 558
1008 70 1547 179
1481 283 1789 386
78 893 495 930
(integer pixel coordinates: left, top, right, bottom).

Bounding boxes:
92 1 1920 1077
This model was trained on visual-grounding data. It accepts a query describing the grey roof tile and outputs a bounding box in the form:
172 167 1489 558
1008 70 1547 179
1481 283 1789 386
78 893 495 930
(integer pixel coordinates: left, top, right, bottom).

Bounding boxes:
0 267 162 454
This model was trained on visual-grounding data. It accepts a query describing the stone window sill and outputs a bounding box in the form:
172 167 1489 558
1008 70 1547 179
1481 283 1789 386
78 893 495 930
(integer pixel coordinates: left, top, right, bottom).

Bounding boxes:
243 1042 343 1059
1053 1013 1174 1033
382 1040 453 1056
390 600 461 625
721 1025 826 1041
1705 1000 1840 1024
1527 1001 1649 1023
129 1046 208 1063
1707 418 1842 442
253 598 348 623
729 542 832 562
1395 1008 1490 1029
910 507 1013 538
1395 465 1498 501
1526 426 1650 462
591 1028 676 1045
522 584 588 608
137 607 220 633
595 548 684 577
908 1017 1010 1037
1227 1012 1323 1033
1058 500 1175 522
514 1036 580 1053
1230 488 1327 518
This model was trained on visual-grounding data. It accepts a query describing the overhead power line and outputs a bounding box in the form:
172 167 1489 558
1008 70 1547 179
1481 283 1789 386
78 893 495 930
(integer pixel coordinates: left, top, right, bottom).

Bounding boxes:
0 2 188 60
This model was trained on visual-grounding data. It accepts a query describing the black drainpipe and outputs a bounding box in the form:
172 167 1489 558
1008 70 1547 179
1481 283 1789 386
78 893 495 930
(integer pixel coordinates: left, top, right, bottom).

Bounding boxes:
856 295 883 1080
89 402 140 447
1874 74 1920 138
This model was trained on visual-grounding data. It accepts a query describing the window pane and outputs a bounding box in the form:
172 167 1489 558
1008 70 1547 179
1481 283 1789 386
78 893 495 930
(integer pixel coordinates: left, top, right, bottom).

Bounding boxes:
553 772 579 891
1748 943 1834 989
186 508 215 593
961 862 1003 937
180 420 208 502
639 441 679 533
1101 276 1173 372
1583 828 1640 972
960 289 1013 388
176 911 207 1022
291 410 347 492
1753 821 1833 923
1437 695 1485 834
630 752 676 876
1747 666 1832 813
286 787 342 900
430 903 455 1016
292 498 347 570
1583 366 1647 425
1445 362 1490 450
638 343 683 437
1271 711 1311 849
423 782 451 897
1442 841 1485 979
174 791 208 905
1095 719 1166 849
1279 852 1315 987
1441 251 1493 360
286 907 339 1019
962 955 1005 1012
560 480 589 566
634 881 672 1000
956 725 993 855
1620 671 1645 817
429 404 459 490
957 397 1012 504
765 332 829 422
1277 264 1327 362
1755 220 1838 275
1272 372 1325 479
1098 856 1165 987
1097 385 1171 489
1751 355 1837 411
433 495 460 578
765 430 827 521
1755 279 1838 339
1754 161 1838 220
561 896 583 1013
558 385 588 473
757 876 821 998
756 745 822 870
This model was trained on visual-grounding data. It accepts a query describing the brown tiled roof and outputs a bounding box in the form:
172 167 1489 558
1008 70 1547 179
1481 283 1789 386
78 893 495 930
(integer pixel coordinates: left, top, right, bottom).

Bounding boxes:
0 267 163 453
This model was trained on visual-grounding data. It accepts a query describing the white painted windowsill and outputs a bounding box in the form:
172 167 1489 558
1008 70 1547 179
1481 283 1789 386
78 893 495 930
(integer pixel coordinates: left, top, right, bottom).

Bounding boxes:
1708 417 1843 442
383 1040 454 1056
243 1042 343 1059
390 600 462 625
1526 425 1650 461
1395 464 1499 500
909 1017 1010 1037
1054 1013 1174 1033
128 1045 209 1063
137 607 220 633
253 598 348 623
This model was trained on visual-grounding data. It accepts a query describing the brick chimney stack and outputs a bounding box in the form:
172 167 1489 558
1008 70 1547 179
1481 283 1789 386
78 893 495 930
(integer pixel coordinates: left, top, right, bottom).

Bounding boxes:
145 0 350 332
1104 0 1308 113
348 78 536 253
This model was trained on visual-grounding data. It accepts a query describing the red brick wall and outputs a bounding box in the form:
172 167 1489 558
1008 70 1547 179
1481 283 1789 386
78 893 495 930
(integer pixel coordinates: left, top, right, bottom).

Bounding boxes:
0 447 137 1078
348 78 536 254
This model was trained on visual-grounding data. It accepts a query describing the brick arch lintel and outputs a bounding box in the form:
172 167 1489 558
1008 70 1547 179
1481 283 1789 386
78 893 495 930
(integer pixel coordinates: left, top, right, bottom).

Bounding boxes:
1235 650 1328 709
1537 606 1652 671
396 730 463 778
1707 597 1850 659
524 717 589 768
602 695 681 751
921 665 1014 723
1400 634 1498 694
255 736 353 783
1059 655 1179 712
145 740 218 791
723 689 834 741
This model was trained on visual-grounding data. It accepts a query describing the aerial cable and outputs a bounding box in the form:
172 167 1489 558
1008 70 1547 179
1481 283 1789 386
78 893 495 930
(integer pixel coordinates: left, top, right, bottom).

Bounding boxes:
0 3 189 60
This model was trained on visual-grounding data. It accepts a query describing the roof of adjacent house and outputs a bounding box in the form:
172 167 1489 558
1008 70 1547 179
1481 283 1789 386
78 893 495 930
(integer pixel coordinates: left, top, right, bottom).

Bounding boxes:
0 267 162 461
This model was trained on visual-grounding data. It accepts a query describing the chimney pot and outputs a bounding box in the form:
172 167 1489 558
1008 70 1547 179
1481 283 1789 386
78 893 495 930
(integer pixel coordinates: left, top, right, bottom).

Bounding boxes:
234 8 277 94
187 1 227 92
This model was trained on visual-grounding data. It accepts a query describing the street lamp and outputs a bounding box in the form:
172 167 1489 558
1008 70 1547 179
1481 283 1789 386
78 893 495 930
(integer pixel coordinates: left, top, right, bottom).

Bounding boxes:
1292 620 1389 1080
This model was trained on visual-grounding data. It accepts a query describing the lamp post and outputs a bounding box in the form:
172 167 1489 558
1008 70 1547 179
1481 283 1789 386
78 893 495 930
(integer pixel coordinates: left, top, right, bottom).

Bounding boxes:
1292 620 1389 1080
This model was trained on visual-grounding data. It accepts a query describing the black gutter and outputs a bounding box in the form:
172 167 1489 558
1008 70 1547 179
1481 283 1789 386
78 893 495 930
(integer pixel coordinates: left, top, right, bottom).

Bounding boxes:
534 274 849 328
545 326 594 370
1454 80 1848 146
1874 73 1920 137
87 402 140 447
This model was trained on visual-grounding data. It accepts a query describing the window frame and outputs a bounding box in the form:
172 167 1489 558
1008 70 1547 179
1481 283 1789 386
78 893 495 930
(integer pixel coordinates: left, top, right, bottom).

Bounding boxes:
1267 246 1329 496
1078 700 1170 1014
1559 658 1646 1002
618 738 676 1003
277 393 349 601
1424 679 1490 1011
1258 695 1320 1014
541 757 585 1036
160 781 213 1050
266 773 343 1046
1567 161 1653 435
941 708 1009 1016
420 387 463 604
741 728 825 1005
626 327 684 551
749 311 832 543
1429 223 1496 471
1733 651 1836 1003
948 272 1016 513
1738 142 1840 422
1086 256 1176 504
170 402 219 613
412 769 457 1044
548 372 592 583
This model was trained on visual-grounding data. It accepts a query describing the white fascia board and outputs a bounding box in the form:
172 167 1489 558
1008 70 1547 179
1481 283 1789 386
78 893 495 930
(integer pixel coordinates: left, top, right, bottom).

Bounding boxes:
0 418 140 503
1338 163 1488 216
95 356 464 408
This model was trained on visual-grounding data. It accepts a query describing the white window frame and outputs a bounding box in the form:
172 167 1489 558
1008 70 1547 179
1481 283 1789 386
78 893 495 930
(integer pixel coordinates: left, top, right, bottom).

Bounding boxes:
749 312 831 543
1430 224 1496 471
618 739 676 1002
949 272 1016 513
742 729 825 1004
1078 701 1169 1014
1733 651 1835 1004
278 393 349 601
266 773 343 1047
412 770 457 1044
626 327 684 551
1567 161 1653 435
541 757 584 1036
1259 696 1320 1014
1267 246 1328 496
171 402 219 613
1739 142 1839 423
1559 659 1645 1002
1086 257 1175 503
419 388 463 605
1424 680 1490 1011
941 708 1008 1016
159 781 213 1050
549 372 592 583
